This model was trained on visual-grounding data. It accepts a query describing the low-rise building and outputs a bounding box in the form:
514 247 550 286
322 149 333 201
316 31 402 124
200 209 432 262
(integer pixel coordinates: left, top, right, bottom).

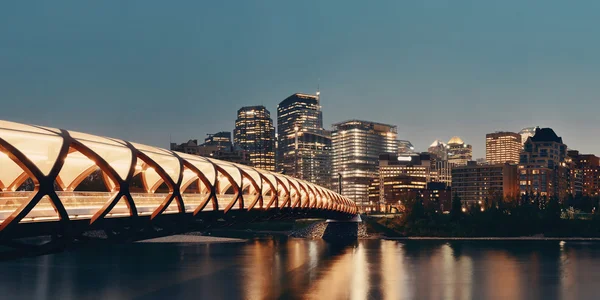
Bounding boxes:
368 153 430 212
568 150 599 197
423 182 452 212
171 131 250 166
452 162 519 206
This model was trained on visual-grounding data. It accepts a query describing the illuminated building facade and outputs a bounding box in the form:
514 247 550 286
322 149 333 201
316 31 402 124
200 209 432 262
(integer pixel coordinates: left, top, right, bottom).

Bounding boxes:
427 140 453 186
368 153 429 211
431 160 454 186
452 162 519 205
486 131 521 164
368 153 452 212
447 136 472 166
397 140 416 155
234 105 276 171
332 120 398 208
276 93 331 185
518 128 569 200
568 150 599 197
204 131 232 147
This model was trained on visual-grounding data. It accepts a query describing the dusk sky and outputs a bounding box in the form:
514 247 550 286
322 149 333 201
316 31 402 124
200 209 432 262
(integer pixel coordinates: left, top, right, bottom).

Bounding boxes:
2 1 600 158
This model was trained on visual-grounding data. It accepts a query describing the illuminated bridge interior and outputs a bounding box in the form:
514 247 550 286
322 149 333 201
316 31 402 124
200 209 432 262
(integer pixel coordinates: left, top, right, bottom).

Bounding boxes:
0 120 357 234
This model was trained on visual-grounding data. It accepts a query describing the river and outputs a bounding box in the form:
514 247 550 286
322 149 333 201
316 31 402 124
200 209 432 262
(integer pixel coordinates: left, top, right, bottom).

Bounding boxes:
1 238 599 299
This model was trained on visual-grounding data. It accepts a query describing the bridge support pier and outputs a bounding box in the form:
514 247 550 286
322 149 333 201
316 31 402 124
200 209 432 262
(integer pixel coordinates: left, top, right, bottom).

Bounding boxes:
322 215 362 241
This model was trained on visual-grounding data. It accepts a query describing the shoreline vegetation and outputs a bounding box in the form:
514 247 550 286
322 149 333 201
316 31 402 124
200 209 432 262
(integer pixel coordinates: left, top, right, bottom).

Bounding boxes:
136 193 600 242
366 194 600 239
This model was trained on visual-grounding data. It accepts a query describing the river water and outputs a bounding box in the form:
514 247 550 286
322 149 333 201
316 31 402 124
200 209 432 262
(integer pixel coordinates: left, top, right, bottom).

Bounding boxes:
1 238 600 299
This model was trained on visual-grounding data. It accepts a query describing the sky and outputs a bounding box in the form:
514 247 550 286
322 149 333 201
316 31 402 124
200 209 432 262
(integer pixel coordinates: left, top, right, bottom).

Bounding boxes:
1 1 599 158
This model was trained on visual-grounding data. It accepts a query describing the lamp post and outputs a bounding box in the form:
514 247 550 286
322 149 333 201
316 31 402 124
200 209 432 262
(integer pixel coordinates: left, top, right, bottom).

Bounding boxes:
294 125 299 179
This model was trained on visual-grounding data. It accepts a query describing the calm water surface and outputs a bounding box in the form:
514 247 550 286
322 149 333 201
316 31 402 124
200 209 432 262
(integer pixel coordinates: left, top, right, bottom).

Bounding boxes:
1 238 600 299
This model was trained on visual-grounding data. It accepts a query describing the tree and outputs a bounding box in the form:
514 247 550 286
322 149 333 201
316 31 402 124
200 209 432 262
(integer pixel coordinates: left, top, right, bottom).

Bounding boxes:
451 192 463 220
544 196 561 225
407 194 425 221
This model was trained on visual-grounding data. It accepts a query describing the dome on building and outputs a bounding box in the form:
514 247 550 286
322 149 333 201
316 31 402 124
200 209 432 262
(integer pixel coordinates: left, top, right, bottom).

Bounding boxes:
448 136 464 145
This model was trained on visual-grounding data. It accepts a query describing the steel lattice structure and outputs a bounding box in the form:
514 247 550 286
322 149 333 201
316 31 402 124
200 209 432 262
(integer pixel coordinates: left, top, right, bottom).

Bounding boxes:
0 120 357 234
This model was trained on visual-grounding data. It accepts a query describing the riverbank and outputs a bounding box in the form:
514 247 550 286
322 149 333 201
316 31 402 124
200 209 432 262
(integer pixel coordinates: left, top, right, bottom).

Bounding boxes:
137 234 245 243
385 236 600 241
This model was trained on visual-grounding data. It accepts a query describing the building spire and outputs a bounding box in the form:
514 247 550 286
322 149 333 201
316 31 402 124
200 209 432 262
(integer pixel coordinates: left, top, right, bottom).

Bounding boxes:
316 79 321 105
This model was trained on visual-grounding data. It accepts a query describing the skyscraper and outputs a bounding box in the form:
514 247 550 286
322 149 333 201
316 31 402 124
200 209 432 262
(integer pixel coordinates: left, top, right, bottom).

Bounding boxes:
397 140 416 155
234 105 276 171
485 131 521 164
447 136 472 166
519 126 539 146
427 139 453 186
428 140 447 160
277 93 331 185
332 120 398 208
519 128 569 200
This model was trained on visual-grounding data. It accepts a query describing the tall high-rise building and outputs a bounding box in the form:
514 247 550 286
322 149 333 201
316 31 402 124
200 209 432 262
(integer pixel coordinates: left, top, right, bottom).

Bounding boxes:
486 132 521 164
397 140 416 154
427 139 453 186
332 120 398 208
428 140 447 160
277 93 331 185
519 126 540 146
234 105 276 171
447 136 472 166
519 128 569 200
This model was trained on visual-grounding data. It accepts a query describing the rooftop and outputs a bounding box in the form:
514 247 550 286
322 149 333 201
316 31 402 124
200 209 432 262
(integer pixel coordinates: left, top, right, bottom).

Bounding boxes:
530 128 563 143
448 136 464 145
277 93 319 108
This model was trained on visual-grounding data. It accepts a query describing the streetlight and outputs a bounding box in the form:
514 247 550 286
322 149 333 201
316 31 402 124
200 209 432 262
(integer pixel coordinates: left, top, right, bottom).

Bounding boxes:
294 125 300 179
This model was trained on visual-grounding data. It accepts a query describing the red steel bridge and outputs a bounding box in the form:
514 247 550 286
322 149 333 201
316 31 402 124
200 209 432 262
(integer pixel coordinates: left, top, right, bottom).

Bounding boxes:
0 120 357 241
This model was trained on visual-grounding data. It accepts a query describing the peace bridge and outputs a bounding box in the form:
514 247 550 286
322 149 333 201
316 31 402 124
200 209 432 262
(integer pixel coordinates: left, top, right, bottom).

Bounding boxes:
0 120 357 242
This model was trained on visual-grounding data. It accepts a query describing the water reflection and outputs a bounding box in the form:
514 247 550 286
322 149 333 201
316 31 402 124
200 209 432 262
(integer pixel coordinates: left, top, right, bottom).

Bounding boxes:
2 239 600 299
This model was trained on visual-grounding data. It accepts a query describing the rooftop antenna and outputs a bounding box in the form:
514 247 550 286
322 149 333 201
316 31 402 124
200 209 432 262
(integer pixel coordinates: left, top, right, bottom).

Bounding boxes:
316 78 321 105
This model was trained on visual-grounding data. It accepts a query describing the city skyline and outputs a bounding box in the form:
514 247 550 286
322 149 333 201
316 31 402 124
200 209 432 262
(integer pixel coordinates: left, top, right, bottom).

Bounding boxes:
2 2 600 159
4 3 600 298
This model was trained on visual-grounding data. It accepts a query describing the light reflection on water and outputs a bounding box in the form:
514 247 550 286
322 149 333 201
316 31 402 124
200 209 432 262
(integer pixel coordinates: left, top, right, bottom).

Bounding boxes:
2 238 600 299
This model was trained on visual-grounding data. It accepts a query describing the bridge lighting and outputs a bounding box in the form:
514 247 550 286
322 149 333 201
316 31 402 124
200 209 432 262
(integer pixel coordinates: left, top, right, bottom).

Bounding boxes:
0 120 357 231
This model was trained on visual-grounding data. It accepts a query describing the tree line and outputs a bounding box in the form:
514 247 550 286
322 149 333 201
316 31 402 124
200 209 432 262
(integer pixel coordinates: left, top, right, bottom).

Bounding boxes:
374 192 600 237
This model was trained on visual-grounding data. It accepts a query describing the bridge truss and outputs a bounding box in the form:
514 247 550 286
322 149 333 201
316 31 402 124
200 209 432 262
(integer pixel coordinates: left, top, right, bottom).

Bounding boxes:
0 120 357 240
